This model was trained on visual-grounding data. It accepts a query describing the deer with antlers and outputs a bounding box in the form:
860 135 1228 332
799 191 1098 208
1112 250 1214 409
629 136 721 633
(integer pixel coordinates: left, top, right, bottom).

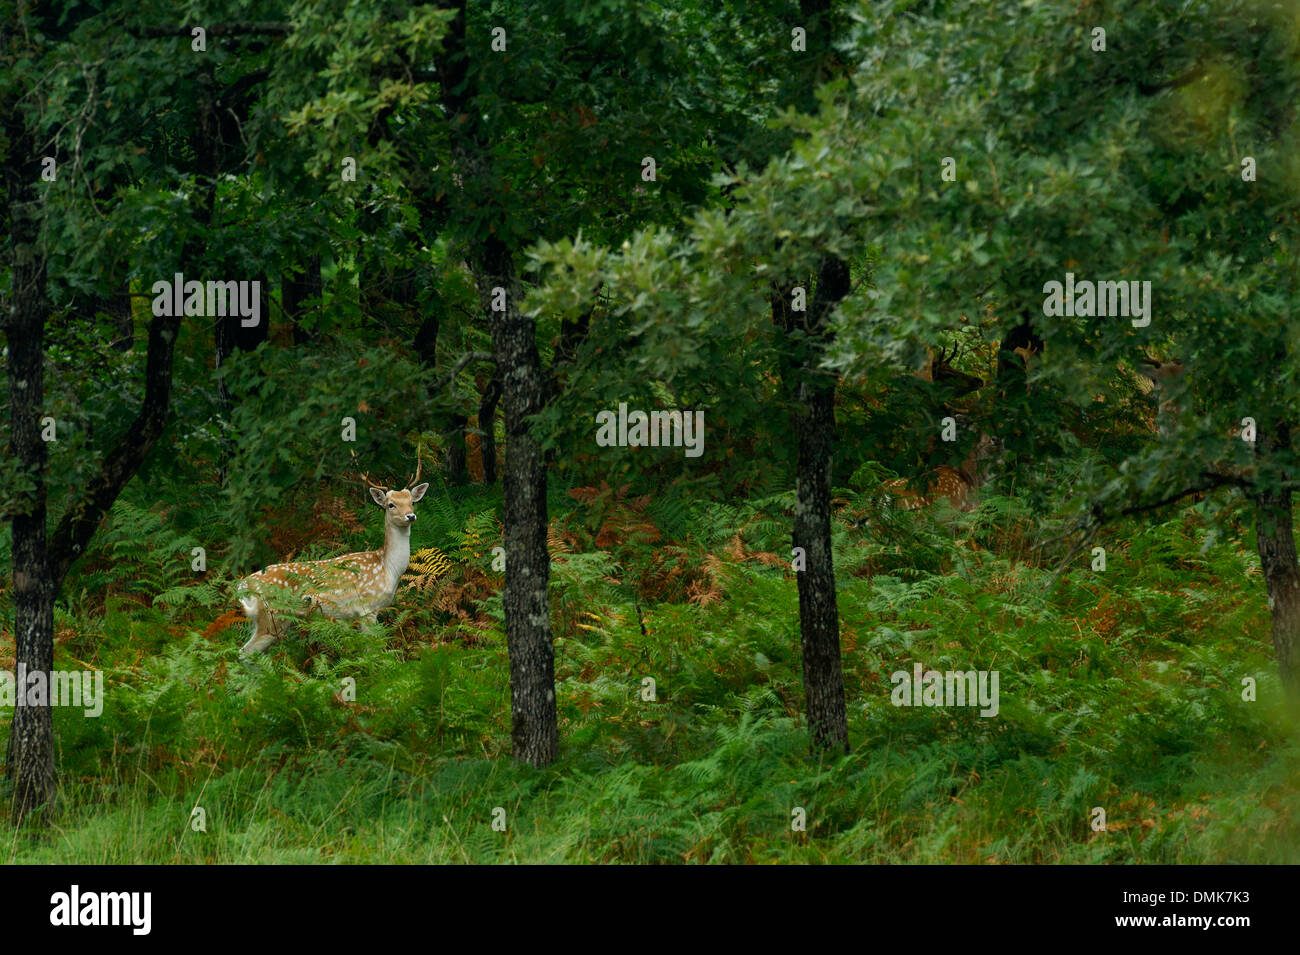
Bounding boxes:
236 452 430 655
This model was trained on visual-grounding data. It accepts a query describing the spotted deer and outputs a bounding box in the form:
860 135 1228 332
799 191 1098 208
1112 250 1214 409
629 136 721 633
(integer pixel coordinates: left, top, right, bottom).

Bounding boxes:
883 432 1001 513
237 457 429 655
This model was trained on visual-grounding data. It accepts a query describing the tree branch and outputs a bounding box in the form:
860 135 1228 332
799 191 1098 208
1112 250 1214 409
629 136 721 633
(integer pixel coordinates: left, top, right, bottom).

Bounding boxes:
432 350 495 392
1137 67 1206 97
48 316 183 587
1114 470 1251 519
1038 469 1251 594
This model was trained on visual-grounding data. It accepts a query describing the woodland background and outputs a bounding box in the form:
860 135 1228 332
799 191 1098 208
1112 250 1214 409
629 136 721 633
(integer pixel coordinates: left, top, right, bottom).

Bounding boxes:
2 0 1299 862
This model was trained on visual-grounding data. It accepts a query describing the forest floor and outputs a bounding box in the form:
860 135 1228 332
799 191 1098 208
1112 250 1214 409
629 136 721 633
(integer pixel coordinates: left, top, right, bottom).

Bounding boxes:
2 481 1297 863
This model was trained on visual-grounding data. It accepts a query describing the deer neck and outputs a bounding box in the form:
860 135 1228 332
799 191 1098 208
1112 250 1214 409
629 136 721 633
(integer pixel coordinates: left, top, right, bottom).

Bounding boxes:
379 520 413 591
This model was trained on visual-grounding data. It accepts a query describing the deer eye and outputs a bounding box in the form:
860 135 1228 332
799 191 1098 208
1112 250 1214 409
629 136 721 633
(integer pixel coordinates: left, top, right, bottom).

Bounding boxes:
388 503 395 509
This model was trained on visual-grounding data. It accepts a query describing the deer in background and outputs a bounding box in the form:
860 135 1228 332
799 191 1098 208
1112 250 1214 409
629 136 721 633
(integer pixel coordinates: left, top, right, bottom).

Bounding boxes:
237 455 430 655
1137 354 1187 438
883 430 1002 513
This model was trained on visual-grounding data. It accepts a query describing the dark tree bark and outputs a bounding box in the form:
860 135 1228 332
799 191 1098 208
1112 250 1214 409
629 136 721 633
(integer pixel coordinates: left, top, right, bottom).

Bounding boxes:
478 371 502 485
478 235 558 765
1254 419 1300 702
413 312 438 368
761 0 852 753
48 312 184 584
3 94 186 826
773 258 852 753
443 412 469 485
3 103 57 823
438 0 557 764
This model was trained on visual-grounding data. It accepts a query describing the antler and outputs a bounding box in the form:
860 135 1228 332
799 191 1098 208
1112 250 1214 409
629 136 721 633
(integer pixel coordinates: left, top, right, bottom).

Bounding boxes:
350 449 389 492
932 340 966 371
406 440 424 490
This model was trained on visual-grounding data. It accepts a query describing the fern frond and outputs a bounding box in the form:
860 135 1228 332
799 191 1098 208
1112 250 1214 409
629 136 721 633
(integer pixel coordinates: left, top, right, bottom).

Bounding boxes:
407 546 454 579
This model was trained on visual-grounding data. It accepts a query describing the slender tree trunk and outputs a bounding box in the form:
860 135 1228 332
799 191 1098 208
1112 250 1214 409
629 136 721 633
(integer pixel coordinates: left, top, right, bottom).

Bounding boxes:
764 0 852 752
774 257 851 753
439 0 556 763
477 235 558 765
3 20 197 828
478 371 501 485
444 412 469 485
1254 420 1300 701
3 105 57 821
792 361 848 751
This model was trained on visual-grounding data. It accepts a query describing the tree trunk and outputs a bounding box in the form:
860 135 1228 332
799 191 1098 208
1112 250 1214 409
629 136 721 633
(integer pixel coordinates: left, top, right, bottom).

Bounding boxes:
3 23 192 828
478 235 558 765
774 257 851 753
443 412 469 485
440 0 556 763
1254 420 1300 701
478 371 501 485
3 106 57 821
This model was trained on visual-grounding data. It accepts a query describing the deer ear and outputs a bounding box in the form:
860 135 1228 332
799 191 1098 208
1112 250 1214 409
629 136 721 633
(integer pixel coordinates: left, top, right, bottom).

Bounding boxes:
369 487 387 506
409 482 429 503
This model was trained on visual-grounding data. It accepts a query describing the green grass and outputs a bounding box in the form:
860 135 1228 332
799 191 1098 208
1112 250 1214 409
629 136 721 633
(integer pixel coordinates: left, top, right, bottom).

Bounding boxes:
2 484 1297 863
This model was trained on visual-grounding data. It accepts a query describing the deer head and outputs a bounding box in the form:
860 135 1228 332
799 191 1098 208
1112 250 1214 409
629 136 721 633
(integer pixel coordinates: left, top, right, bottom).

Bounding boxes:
357 446 430 526
369 484 428 526
918 342 984 399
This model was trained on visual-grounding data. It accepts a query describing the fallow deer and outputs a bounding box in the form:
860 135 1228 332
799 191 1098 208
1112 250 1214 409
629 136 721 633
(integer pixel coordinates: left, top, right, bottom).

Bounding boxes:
883 431 1002 513
236 456 429 655
1136 354 1186 438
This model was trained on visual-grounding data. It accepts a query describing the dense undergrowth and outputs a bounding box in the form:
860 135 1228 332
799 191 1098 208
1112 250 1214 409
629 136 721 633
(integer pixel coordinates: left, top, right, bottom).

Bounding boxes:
0 472 1295 864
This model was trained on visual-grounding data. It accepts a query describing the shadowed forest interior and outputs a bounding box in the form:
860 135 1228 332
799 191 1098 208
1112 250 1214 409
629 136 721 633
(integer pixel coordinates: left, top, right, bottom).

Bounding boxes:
2 0 1299 862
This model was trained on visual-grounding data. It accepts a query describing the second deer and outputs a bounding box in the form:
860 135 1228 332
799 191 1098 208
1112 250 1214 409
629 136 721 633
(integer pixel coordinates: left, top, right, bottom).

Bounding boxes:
237 456 430 655
882 431 1001 513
